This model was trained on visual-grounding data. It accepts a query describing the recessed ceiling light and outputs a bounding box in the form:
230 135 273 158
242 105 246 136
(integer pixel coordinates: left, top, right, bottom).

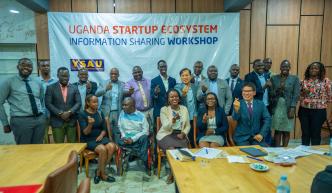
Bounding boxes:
9 9 20 14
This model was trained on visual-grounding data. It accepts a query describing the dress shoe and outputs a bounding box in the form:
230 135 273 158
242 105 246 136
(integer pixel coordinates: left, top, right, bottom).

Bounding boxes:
94 169 101 184
166 174 174 184
102 176 116 183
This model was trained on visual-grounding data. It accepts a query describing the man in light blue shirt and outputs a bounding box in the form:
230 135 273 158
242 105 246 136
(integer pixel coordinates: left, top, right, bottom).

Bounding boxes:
38 59 57 143
0 58 46 144
96 68 125 143
118 97 150 175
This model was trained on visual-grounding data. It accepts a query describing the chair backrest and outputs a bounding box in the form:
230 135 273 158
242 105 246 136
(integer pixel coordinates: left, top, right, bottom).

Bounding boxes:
43 151 78 193
77 178 90 193
226 116 237 146
156 117 161 133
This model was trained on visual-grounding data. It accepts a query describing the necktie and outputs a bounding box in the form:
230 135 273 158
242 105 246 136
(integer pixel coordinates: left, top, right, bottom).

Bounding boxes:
231 80 235 91
137 81 148 108
247 102 253 117
23 79 39 115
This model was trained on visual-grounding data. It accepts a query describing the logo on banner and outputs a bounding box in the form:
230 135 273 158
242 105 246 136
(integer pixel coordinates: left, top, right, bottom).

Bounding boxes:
70 59 104 71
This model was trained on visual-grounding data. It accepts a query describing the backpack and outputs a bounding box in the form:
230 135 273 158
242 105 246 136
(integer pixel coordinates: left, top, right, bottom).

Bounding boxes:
311 165 332 193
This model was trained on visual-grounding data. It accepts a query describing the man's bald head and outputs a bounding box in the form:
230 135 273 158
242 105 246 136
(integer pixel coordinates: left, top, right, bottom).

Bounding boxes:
122 97 136 114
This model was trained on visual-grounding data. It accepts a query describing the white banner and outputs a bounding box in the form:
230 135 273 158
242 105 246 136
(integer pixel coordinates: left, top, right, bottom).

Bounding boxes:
48 12 239 83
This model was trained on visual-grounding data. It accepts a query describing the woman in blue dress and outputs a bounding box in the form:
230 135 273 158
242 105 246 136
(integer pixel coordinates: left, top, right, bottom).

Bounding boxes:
79 94 118 184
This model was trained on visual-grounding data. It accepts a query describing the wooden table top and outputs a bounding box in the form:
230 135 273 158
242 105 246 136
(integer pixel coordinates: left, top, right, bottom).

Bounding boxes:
167 145 331 193
0 143 86 187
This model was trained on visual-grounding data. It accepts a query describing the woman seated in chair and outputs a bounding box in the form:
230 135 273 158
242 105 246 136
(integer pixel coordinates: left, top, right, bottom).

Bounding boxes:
156 89 190 184
78 94 118 184
197 92 228 147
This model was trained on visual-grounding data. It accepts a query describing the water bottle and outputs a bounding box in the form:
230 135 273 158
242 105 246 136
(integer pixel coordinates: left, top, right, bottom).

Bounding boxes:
276 175 290 193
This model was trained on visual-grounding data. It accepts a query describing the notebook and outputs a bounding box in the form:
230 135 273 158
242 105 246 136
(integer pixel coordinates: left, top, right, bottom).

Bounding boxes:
240 147 268 157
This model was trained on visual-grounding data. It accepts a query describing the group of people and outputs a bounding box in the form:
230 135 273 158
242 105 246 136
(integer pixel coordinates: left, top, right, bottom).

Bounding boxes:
0 58 331 184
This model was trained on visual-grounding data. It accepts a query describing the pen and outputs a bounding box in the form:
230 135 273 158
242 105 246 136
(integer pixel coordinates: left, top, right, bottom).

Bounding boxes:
246 156 263 162
205 148 208 154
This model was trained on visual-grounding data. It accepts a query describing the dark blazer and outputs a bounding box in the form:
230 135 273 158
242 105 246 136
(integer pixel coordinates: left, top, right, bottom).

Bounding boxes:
226 77 244 115
45 82 81 128
269 74 300 114
244 71 269 101
232 99 271 144
150 75 176 118
197 106 228 142
73 81 98 95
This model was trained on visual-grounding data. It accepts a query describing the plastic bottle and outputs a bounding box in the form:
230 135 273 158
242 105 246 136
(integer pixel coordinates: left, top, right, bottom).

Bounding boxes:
276 175 290 193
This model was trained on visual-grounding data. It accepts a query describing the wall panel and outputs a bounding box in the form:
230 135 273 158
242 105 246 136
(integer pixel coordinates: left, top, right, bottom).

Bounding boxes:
321 0 332 66
240 10 251 78
266 26 299 75
267 0 301 24
115 0 150 13
72 0 97 12
152 0 175 13
98 0 115 13
301 0 324 15
35 13 49 59
298 16 323 79
193 0 224 12
250 0 266 63
176 0 192 12
49 0 71 11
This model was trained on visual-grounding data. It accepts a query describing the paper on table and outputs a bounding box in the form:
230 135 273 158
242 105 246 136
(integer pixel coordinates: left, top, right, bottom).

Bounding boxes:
168 148 195 161
278 148 311 158
194 147 222 159
263 147 287 154
294 145 326 155
168 149 180 160
227 155 249 163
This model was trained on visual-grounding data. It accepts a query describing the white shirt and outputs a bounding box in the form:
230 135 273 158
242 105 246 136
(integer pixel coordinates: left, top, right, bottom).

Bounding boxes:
228 77 239 89
160 75 169 91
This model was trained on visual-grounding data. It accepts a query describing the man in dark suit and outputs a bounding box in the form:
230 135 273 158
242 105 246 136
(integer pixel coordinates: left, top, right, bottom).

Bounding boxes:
150 60 176 120
232 82 271 146
226 64 244 115
45 67 81 143
244 59 271 105
73 68 98 111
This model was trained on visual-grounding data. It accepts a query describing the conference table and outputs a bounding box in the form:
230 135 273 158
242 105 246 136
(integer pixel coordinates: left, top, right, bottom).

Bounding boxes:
167 145 331 193
0 143 86 191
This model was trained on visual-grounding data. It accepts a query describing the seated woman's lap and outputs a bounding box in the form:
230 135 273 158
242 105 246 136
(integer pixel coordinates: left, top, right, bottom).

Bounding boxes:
157 133 188 152
85 137 110 151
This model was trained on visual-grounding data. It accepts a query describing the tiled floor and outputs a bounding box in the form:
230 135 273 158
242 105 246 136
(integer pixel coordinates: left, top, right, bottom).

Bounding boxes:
79 160 176 193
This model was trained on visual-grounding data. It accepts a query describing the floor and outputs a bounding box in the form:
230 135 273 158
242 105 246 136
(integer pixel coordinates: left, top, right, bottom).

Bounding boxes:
78 160 176 193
